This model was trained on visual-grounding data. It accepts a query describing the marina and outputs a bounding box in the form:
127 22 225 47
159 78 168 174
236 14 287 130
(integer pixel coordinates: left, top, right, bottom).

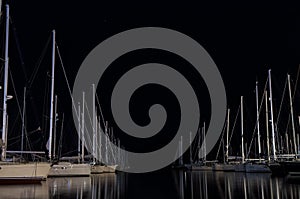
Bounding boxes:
0 1 299 198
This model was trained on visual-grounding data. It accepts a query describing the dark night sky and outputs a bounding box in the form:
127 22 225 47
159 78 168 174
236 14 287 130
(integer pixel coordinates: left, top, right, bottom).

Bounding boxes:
2 1 300 163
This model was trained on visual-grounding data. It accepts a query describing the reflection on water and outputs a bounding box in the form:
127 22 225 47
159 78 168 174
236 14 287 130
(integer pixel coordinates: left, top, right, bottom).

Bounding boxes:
173 171 300 199
48 176 91 198
0 171 299 198
0 182 48 199
0 173 125 199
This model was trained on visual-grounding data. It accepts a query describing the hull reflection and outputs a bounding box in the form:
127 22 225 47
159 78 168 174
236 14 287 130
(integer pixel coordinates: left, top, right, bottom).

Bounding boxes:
47 177 91 198
174 171 300 199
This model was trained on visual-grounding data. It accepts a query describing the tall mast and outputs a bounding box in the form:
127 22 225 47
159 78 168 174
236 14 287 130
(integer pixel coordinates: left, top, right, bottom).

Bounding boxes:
48 30 56 160
203 122 206 165
95 107 98 162
189 131 192 164
268 69 277 160
105 121 108 164
241 96 245 164
179 136 183 165
265 91 270 162
197 128 201 163
118 139 120 166
53 95 58 159
78 102 81 163
92 84 96 164
225 109 230 163
98 116 102 162
287 74 297 155
81 92 85 162
1 5 9 161
255 81 262 161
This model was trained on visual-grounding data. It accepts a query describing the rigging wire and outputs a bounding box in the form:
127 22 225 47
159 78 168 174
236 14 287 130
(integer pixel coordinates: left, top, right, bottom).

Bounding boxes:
95 92 106 128
27 35 51 88
8 67 23 139
282 65 300 152
56 43 79 120
10 17 28 81
41 71 50 148
83 98 95 153
192 128 200 162
293 64 300 99
8 65 34 158
246 77 268 158
57 43 118 159
228 105 240 147
275 76 287 136
215 122 226 161
7 70 21 134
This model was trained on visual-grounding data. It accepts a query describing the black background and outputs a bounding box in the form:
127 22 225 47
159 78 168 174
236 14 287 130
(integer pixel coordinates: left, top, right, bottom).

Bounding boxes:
1 1 300 167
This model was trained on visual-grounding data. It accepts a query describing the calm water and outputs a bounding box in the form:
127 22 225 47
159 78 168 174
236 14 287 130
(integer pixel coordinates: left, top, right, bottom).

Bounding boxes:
0 171 299 199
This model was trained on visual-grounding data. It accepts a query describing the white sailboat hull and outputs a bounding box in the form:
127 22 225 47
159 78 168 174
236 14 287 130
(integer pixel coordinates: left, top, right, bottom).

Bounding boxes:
103 165 117 173
91 164 117 173
47 162 90 177
0 162 50 180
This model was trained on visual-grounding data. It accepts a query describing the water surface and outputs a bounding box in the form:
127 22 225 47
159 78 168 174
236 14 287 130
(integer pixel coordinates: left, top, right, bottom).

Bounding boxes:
0 171 299 199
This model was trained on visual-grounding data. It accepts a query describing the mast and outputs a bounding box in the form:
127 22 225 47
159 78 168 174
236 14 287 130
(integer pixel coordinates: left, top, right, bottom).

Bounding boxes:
81 92 85 162
105 121 108 164
1 5 9 161
241 96 245 164
48 30 56 160
179 136 183 165
197 128 201 163
95 106 98 162
265 91 271 162
255 81 262 161
203 122 206 165
225 109 230 163
118 139 120 166
21 87 26 156
98 116 102 162
78 102 81 163
189 131 192 164
53 95 58 159
268 69 277 160
92 84 96 164
287 74 297 155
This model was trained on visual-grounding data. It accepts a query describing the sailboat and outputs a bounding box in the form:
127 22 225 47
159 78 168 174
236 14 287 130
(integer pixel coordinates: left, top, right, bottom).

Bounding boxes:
212 110 235 172
279 74 300 177
244 81 270 173
268 73 300 176
190 123 213 171
0 4 50 184
90 120 118 174
234 96 246 172
89 84 117 174
46 30 90 177
172 136 186 169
